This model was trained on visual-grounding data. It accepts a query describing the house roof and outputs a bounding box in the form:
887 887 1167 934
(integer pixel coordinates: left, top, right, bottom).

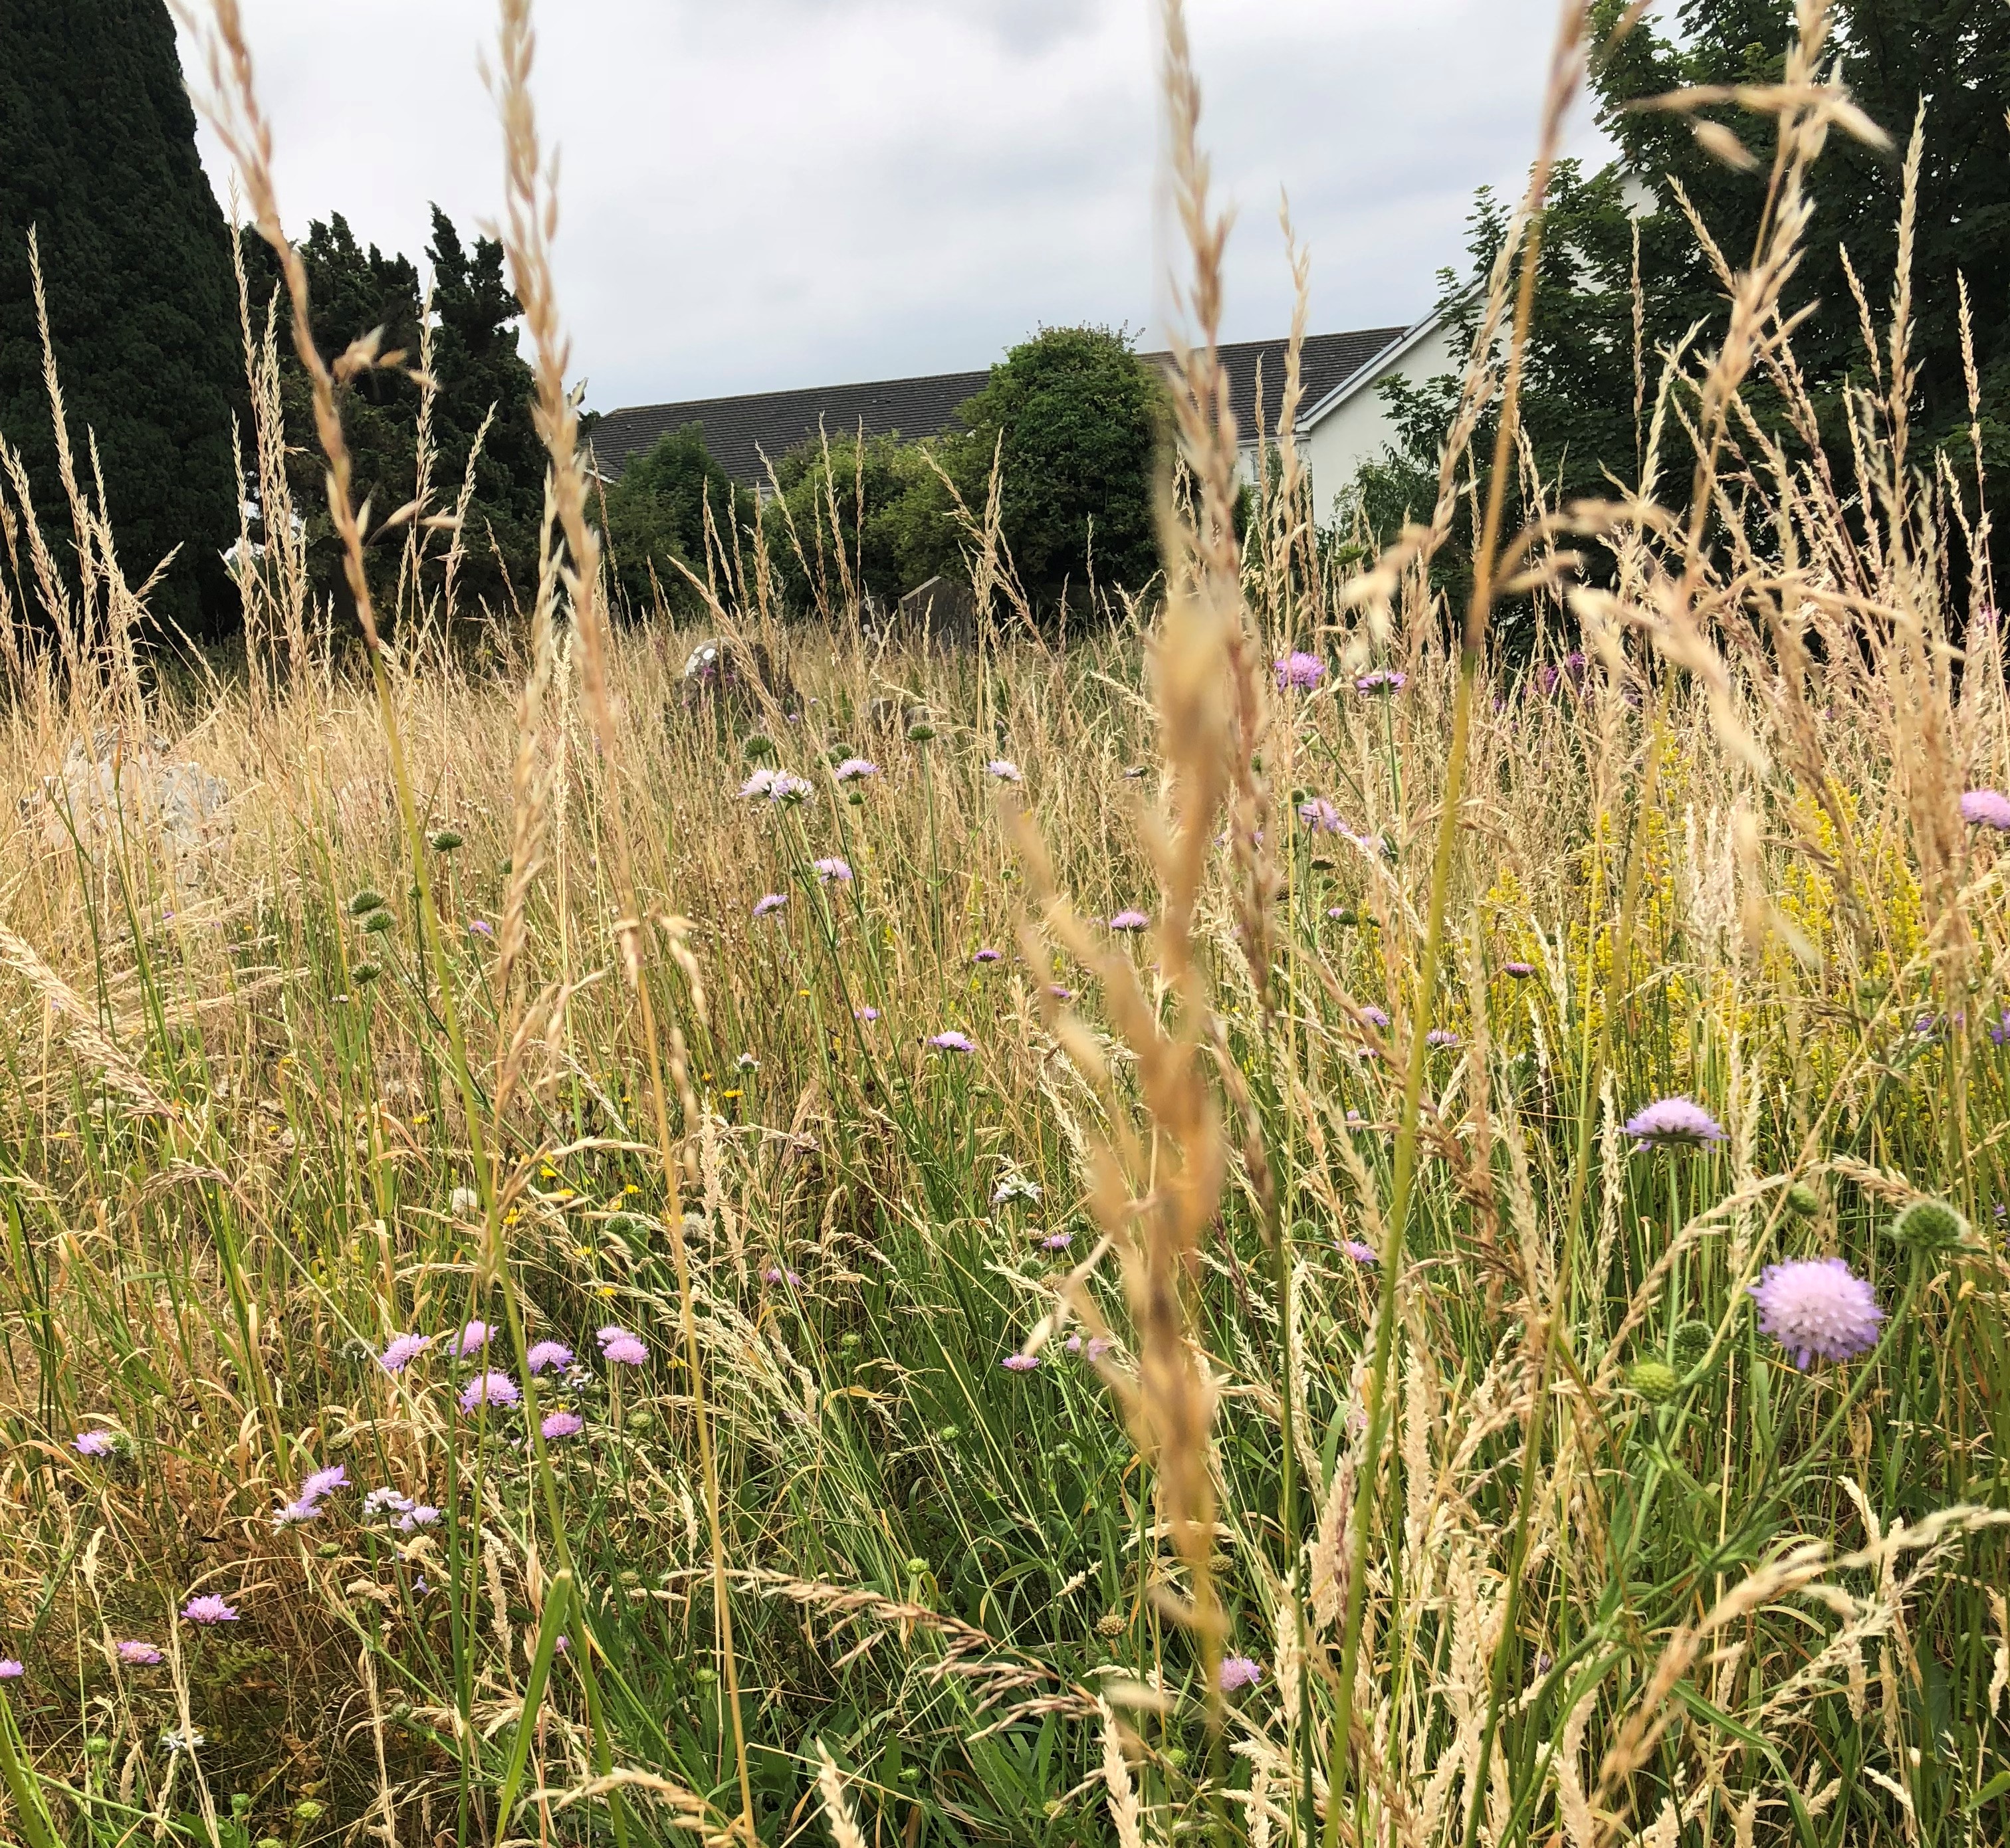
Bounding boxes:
586 324 1413 485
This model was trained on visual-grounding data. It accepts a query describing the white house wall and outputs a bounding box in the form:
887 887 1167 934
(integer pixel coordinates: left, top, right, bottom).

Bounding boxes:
1301 314 1468 521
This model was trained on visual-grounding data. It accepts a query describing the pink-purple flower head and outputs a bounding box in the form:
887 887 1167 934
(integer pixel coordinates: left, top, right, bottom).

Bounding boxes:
1001 1353 1040 1373
972 946 1003 965
1960 788 2010 831
929 1029 975 1055
598 1326 649 1366
855 1005 879 1022
1297 795 1346 835
762 1265 804 1287
986 759 1024 785
739 767 780 800
752 892 788 920
116 1640 162 1666
1275 651 1326 692
541 1410 584 1441
1749 1257 1884 1370
398 1505 440 1532
1049 985 1075 1002
1109 909 1150 932
0 1659 21 1681
833 757 879 783
1355 669 1407 695
1339 1238 1378 1265
1359 1004 1391 1031
527 1341 574 1374
1040 1231 1073 1251
181 1595 237 1625
301 1464 348 1503
812 857 853 885
380 1332 429 1374
459 1370 519 1413
1425 1028 1459 1049
993 1173 1042 1207
73 1429 117 1458
468 918 495 940
453 1320 495 1358
1624 1096 1726 1151
1504 960 1537 979
1218 1655 1262 1694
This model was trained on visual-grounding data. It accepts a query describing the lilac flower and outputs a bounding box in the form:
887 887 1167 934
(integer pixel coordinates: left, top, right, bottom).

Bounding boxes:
1218 1655 1262 1693
929 1030 975 1054
986 760 1024 784
1109 910 1149 932
1001 1354 1040 1372
363 1488 414 1518
1041 1232 1073 1251
73 1430 116 1457
833 758 880 782
770 773 814 805
301 1464 348 1503
1960 789 2010 831
459 1370 520 1413
1991 1012 2010 1049
993 1173 1041 1207
1749 1257 1884 1369
116 1641 162 1665
1355 670 1407 694
1049 985 1075 1001
541 1411 584 1441
1064 1334 1083 1353
453 1321 495 1358
762 1265 804 1287
1359 1005 1391 1031
972 947 1003 964
752 892 788 919
0 1660 20 1680
380 1333 429 1374
468 918 495 940
1297 795 1346 834
1085 1336 1114 1362
854 1005 880 1022
181 1595 238 1625
812 857 853 884
1504 961 1536 979
1425 1029 1459 1049
527 1341 574 1374
739 768 779 799
398 1506 441 1532
1624 1096 1726 1150
1275 651 1326 691
598 1326 649 1366
272 1498 322 1528
1339 1239 1378 1265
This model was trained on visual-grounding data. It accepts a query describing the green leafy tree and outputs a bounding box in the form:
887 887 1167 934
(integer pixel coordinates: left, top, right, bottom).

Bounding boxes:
1355 0 2010 610
600 423 754 615
933 325 1171 609
0 0 244 637
764 429 940 617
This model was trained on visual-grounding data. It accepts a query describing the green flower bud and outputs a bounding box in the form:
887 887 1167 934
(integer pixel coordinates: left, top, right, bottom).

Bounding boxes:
904 1556 929 1575
1891 1196 1967 1257
429 829 464 852
1783 1181 1821 1217
351 960 382 984
1626 1358 1682 1405
905 720 937 742
349 888 385 916
742 733 776 762
361 909 393 934
292 1800 326 1822
1670 1320 1715 1378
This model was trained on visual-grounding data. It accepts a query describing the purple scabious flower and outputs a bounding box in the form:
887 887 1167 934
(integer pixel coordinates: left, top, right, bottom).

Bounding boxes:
301 1464 348 1503
1355 670 1407 695
1085 1336 1114 1362
854 1005 880 1022
986 759 1024 784
1049 985 1075 1001
453 1320 495 1358
527 1341 574 1374
459 1370 520 1413
399 1505 441 1532
379 1333 429 1374
833 757 879 782
1359 1005 1391 1031
1339 1239 1378 1265
0 1659 21 1681
770 773 814 805
468 918 495 940
1959 788 2010 830
1297 795 1346 834
1991 1011 2010 1049
1218 1655 1262 1694
1503 961 1536 979
972 947 1003 964
1109 909 1149 932
363 1488 413 1518
1063 1333 1083 1353
73 1430 116 1457
812 857 853 884
993 1174 1041 1206
116 1640 162 1665
1001 1353 1040 1372
1275 651 1326 691
1425 1029 1459 1049
598 1326 649 1366
762 1265 804 1287
1624 1096 1726 1150
929 1030 975 1054
272 1497 321 1528
541 1410 584 1441
181 1595 238 1625
1749 1257 1884 1369
1040 1232 1073 1251
752 892 788 920
739 768 778 799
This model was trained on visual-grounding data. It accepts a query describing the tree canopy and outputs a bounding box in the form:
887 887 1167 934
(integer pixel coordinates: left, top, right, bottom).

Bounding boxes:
0 0 245 637
600 422 756 616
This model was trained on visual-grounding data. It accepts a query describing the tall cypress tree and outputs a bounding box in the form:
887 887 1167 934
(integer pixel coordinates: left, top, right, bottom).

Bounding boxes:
0 0 245 638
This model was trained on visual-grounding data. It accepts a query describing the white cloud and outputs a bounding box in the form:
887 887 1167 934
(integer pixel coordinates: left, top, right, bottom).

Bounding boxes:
175 0 1605 415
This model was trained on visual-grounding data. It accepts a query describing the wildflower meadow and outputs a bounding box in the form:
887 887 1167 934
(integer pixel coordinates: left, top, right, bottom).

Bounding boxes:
0 1 2007 1844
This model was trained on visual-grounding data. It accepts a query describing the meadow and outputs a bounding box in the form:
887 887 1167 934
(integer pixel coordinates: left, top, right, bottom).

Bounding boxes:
1 0 2007 1843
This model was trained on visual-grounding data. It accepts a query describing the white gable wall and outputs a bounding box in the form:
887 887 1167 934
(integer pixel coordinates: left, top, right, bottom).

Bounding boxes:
1300 310 1468 522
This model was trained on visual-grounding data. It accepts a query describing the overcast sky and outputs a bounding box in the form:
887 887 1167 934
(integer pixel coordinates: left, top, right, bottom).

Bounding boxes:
175 1 1607 418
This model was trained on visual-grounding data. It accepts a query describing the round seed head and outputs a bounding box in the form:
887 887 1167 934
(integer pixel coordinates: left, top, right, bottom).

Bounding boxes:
429 829 464 852
1890 1195 1967 1257
905 720 937 742
1783 1181 1822 1218
1670 1320 1715 1378
361 909 393 934
741 733 776 762
349 888 385 916
352 960 382 983
1626 1358 1682 1405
